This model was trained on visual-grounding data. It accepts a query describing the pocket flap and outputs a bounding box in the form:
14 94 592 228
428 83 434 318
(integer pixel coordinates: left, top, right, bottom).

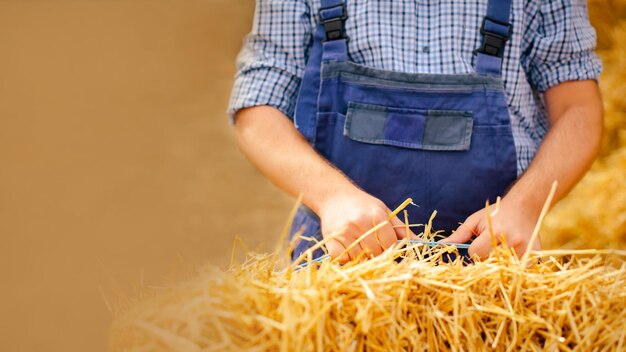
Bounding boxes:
344 102 473 151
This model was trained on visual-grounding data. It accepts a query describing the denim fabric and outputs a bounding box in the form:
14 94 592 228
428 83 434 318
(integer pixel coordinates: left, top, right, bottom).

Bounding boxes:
422 111 473 151
289 205 324 261
290 0 518 261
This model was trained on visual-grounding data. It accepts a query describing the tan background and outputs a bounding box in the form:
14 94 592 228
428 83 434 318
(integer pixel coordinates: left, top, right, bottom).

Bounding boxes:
0 1 294 351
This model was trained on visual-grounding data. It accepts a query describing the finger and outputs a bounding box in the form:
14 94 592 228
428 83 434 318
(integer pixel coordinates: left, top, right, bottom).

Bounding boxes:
389 216 417 240
375 222 399 252
532 236 542 251
445 215 479 244
326 238 350 263
514 235 542 258
358 230 383 257
468 230 498 259
325 225 364 262
341 239 363 262
347 221 382 257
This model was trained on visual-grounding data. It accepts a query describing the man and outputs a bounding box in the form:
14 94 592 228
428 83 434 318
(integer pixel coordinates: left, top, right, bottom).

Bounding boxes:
228 0 603 263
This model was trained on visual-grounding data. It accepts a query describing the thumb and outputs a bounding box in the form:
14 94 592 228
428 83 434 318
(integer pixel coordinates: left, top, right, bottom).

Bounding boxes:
389 216 417 240
326 239 350 264
444 215 478 244
468 230 494 259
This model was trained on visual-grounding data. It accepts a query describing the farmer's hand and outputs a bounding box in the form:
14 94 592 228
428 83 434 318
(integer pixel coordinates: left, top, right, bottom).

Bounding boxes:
443 81 603 258
445 197 541 259
318 189 415 263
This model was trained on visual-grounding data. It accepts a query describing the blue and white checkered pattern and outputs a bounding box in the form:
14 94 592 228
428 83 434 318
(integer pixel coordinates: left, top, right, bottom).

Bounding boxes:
228 0 602 173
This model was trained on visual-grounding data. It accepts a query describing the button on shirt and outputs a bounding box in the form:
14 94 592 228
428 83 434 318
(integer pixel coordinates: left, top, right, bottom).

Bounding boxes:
228 0 602 174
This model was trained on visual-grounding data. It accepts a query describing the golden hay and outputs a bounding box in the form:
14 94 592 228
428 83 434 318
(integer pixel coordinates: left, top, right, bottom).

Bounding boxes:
110 244 626 351
595 22 626 153
588 0 626 52
544 148 626 250
109 190 626 351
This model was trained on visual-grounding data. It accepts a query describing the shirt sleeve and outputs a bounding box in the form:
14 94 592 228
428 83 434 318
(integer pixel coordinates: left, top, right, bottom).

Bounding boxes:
227 0 313 121
521 0 603 92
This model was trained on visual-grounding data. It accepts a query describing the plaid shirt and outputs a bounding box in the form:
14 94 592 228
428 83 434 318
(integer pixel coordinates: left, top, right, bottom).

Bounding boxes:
228 0 602 173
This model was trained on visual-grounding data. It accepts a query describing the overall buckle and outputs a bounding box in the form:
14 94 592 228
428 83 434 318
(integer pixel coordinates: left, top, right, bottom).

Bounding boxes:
477 16 512 58
319 3 348 41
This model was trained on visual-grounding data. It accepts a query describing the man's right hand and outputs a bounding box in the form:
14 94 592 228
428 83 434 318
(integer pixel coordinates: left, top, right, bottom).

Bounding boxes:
234 107 413 263
317 189 415 263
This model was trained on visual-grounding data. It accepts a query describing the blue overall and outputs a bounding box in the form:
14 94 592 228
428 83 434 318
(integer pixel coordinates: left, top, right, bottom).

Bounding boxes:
290 0 517 260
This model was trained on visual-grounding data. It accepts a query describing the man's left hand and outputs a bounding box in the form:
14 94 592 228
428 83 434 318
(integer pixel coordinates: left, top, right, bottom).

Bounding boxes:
445 197 542 259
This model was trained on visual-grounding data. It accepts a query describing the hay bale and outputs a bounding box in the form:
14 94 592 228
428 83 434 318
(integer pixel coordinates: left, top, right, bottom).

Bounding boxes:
110 246 626 351
596 22 626 153
588 0 626 51
544 148 626 249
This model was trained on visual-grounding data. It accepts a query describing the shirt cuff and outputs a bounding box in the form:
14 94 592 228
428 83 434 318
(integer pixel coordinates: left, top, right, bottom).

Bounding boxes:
227 66 302 123
529 51 603 92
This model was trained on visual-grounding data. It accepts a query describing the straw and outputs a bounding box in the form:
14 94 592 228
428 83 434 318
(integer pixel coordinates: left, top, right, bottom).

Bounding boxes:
110 240 626 351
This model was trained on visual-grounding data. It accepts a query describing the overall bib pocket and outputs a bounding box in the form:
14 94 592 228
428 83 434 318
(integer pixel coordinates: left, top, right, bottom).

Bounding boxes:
344 102 474 151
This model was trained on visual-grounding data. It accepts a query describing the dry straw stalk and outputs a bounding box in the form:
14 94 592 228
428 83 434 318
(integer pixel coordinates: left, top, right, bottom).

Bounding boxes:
110 191 626 351
110 236 626 351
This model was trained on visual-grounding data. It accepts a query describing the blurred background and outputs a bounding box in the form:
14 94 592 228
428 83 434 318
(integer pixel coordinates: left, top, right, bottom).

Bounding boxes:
0 1 293 351
0 1 624 351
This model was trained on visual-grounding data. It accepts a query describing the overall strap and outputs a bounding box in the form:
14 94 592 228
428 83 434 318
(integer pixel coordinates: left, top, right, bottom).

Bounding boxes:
293 0 348 142
475 0 513 76
319 0 348 61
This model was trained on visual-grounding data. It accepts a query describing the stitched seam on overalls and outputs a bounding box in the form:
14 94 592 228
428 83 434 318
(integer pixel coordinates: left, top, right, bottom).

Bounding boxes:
321 61 503 87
